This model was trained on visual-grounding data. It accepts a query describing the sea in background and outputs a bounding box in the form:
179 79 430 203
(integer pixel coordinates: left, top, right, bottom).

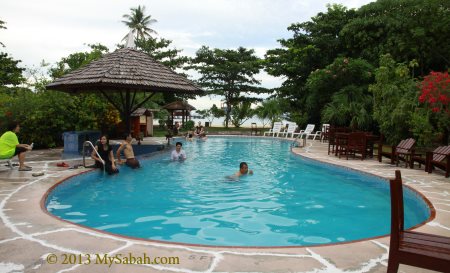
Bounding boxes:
155 116 291 128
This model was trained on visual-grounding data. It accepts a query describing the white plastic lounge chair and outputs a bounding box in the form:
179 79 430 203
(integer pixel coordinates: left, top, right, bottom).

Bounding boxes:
263 122 283 137
298 124 321 140
263 122 280 136
278 122 298 138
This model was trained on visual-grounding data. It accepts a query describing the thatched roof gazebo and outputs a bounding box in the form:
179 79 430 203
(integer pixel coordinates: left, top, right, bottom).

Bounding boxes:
163 100 196 128
46 47 203 132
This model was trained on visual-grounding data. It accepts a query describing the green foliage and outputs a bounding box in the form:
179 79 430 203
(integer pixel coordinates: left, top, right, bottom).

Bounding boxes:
255 99 284 128
196 104 225 124
0 44 122 148
49 44 108 78
210 104 225 119
369 54 418 145
188 46 266 127
183 120 195 130
135 37 188 71
1 87 120 148
322 85 372 129
135 37 195 100
341 0 450 75
265 4 357 123
306 57 374 129
230 101 254 128
265 0 449 127
0 52 25 86
410 108 435 147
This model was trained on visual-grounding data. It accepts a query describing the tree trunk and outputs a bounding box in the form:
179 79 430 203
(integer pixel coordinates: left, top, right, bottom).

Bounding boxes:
225 104 232 128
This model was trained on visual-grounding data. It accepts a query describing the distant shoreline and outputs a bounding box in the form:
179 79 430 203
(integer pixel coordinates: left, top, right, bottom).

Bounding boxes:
156 117 289 128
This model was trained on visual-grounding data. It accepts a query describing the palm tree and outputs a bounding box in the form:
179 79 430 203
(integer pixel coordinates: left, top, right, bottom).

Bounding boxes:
321 85 372 129
256 99 283 128
0 19 6 47
122 5 157 41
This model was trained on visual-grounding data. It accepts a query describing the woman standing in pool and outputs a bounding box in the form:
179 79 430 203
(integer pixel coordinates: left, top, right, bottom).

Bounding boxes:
91 135 119 175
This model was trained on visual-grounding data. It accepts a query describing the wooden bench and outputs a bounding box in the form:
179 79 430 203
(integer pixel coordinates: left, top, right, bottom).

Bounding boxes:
426 146 450 178
412 145 450 177
378 137 416 168
387 170 450 272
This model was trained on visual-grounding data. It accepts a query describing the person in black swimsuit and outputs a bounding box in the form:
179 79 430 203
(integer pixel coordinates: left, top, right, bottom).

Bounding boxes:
91 135 119 175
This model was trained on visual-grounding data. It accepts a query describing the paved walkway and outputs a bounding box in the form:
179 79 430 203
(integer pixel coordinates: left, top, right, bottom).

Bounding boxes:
0 138 449 272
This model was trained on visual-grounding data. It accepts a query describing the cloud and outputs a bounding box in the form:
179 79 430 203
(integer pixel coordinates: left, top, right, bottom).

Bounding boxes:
2 0 374 109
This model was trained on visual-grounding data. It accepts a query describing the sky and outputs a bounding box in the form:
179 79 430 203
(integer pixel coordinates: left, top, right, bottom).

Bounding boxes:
1 0 374 109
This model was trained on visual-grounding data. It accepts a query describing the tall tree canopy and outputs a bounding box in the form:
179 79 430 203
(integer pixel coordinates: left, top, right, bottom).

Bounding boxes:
0 52 25 88
369 54 418 145
49 44 109 78
135 37 188 71
189 46 265 127
122 5 158 40
265 0 449 127
341 0 450 75
265 4 356 125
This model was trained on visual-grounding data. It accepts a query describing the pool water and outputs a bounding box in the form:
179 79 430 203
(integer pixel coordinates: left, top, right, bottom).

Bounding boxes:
46 137 430 246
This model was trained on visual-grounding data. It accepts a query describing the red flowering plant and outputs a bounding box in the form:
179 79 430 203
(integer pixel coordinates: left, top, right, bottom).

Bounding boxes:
418 71 450 114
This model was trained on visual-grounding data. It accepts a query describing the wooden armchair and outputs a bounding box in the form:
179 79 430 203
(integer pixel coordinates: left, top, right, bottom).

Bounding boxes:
378 136 416 168
394 138 416 168
426 146 450 178
387 170 450 272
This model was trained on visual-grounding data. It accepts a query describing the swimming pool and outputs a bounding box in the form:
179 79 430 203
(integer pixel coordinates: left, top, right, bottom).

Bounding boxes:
45 137 430 247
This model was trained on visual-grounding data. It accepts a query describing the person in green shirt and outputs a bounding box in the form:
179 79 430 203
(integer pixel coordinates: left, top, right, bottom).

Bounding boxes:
0 122 32 171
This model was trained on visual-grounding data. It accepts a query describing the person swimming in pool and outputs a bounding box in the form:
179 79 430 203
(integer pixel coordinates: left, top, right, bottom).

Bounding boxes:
234 162 253 177
225 162 253 181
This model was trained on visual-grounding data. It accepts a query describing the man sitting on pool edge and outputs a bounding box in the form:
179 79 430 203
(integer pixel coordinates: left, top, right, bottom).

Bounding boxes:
235 162 253 177
116 133 140 169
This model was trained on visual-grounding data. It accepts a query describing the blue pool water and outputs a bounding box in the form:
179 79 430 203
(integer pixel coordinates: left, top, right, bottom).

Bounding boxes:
46 137 430 246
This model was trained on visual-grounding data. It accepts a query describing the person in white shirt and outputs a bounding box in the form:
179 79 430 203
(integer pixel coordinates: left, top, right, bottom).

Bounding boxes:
171 142 186 161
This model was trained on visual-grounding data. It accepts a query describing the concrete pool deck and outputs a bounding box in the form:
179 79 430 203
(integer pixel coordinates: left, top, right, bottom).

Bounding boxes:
0 137 449 273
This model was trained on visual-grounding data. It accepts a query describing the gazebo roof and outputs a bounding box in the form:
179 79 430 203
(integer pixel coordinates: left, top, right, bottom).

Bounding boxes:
130 108 158 117
163 101 196 111
46 47 203 94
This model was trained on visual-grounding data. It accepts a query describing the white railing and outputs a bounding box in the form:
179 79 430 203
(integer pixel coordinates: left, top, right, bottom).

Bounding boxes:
83 141 105 174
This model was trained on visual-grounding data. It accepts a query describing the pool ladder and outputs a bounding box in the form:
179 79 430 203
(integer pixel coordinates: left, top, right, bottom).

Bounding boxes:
82 141 105 174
